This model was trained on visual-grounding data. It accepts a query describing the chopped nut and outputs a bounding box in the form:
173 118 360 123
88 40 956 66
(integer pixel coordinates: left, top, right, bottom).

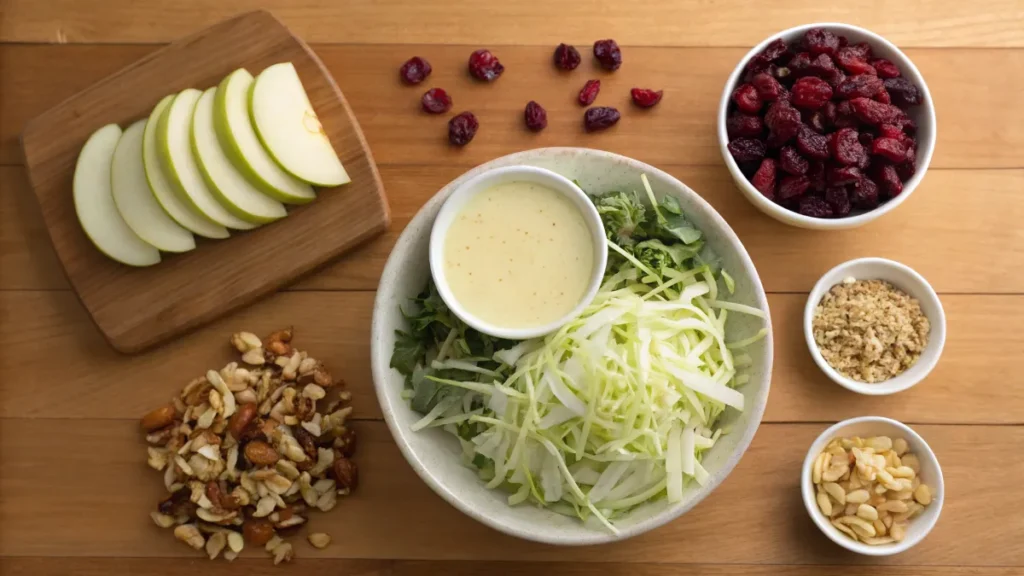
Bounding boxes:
205 531 227 559
272 541 294 565
307 533 331 549
141 405 177 431
242 347 267 365
265 534 283 552
231 332 262 353
174 524 205 550
227 531 244 553
914 484 932 505
150 511 176 528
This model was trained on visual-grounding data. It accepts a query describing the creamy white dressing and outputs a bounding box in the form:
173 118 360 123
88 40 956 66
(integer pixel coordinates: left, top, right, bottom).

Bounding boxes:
443 181 595 329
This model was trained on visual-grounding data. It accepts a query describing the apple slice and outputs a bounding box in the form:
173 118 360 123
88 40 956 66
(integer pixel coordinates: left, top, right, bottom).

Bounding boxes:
112 119 197 253
74 124 161 267
213 68 316 204
251 62 350 187
157 89 259 231
144 94 230 240
192 88 287 224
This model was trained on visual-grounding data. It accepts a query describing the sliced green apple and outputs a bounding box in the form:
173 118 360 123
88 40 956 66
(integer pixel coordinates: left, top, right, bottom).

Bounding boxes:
192 88 287 224
112 119 197 253
74 124 160 267
251 62 350 187
157 89 259 231
213 68 316 204
143 94 230 240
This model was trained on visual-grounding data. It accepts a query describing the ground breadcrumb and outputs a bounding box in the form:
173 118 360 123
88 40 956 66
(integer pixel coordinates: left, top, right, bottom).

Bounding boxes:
812 277 930 383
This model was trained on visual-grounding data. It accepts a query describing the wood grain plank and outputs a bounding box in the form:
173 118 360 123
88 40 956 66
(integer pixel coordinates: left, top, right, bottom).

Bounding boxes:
2 0 1023 47
6 166 1023 294
2 558 1020 576
1 420 1020 565
3 45 1023 169
2 291 1021 424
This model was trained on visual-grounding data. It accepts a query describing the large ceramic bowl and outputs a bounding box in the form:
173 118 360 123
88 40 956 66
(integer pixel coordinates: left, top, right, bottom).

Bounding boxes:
370 148 774 545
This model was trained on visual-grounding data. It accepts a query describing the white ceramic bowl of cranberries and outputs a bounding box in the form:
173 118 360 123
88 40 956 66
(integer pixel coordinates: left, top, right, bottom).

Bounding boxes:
717 23 936 230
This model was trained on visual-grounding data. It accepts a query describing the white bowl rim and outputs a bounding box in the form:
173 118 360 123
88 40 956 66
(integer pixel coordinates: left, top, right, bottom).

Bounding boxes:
716 22 937 229
800 416 945 555
370 147 774 545
427 165 608 340
803 257 946 395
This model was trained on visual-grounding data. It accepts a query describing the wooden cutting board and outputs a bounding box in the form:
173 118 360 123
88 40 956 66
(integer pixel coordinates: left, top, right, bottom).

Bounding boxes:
19 10 390 354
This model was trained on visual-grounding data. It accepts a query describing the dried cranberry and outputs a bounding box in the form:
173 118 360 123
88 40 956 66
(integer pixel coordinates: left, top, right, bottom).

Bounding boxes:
765 100 802 142
807 161 827 192
524 101 547 132
896 148 918 181
851 178 881 209
578 79 601 106
727 137 767 163
448 112 479 146
791 77 833 109
779 146 809 175
870 58 901 79
850 97 902 125
825 187 852 216
848 42 874 60
830 128 866 165
874 89 892 104
631 88 664 108
796 125 830 160
859 132 875 148
788 52 813 77
873 164 904 197
468 49 504 81
879 124 904 140
778 175 811 200
804 28 841 56
584 106 620 132
731 83 762 114
798 196 834 218
829 165 862 186
883 77 923 107
836 47 876 75
823 101 838 124
593 39 622 70
553 43 582 70
833 100 858 128
807 53 840 83
836 75 884 99
421 88 452 114
750 158 777 199
805 110 826 133
871 137 908 162
746 38 789 74
399 57 432 84
727 114 764 138
751 73 784 101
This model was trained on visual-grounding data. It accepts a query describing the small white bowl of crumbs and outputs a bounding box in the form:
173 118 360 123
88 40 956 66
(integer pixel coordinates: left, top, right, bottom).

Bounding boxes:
801 416 944 555
804 257 945 395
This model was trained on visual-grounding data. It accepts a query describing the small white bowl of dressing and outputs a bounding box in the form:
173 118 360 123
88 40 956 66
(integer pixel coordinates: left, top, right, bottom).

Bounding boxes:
429 165 608 340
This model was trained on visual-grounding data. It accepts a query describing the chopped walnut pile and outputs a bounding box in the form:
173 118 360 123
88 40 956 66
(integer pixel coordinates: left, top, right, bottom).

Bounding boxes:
141 328 354 564
812 278 930 383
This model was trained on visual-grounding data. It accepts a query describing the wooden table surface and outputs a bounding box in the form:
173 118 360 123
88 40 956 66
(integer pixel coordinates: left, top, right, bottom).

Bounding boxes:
2 1 1023 575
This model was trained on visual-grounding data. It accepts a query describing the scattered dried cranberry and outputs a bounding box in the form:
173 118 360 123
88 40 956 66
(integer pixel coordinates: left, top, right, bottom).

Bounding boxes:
850 97 902 125
584 106 620 132
524 101 547 132
727 114 764 138
765 100 802 142
779 146 809 175
804 28 841 56
578 79 601 106
421 88 452 114
836 74 884 99
851 178 881 208
825 187 852 216
553 43 582 70
791 77 833 109
778 175 811 200
796 126 830 160
830 128 866 166
448 112 479 146
871 137 908 162
798 195 834 218
836 46 876 75
727 137 767 163
593 39 622 70
871 58 901 78
468 49 504 81
751 73 784 101
399 57 432 84
631 88 664 108
873 164 904 197
828 165 862 186
732 83 762 114
883 77 923 107
751 158 777 199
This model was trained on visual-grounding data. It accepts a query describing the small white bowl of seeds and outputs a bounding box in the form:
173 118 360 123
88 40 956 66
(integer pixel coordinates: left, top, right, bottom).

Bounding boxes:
804 257 945 395
802 416 944 556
